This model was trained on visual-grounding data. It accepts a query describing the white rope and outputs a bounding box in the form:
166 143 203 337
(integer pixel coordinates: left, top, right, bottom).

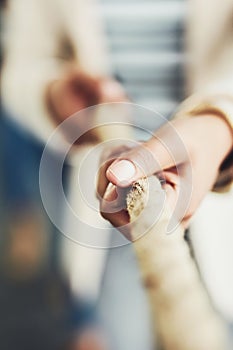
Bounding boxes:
127 177 228 350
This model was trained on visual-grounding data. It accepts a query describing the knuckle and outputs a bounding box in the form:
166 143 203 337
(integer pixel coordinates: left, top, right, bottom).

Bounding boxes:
126 145 156 175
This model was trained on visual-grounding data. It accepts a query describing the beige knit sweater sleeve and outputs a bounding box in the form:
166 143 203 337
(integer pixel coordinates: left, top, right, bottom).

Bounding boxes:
174 94 233 190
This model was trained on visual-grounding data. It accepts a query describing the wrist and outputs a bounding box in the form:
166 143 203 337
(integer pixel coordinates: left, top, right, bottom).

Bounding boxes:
190 114 233 169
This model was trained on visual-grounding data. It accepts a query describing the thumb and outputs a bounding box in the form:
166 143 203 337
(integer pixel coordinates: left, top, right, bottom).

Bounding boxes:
106 138 175 187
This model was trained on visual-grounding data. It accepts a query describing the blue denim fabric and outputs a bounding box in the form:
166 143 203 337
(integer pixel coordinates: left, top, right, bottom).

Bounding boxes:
0 112 97 349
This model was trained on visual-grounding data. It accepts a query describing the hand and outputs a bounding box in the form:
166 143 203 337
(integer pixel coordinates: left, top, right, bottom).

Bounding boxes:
98 115 233 230
70 328 108 350
46 68 126 124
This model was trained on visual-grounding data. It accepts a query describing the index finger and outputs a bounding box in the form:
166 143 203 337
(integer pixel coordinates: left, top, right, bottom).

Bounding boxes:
96 158 115 199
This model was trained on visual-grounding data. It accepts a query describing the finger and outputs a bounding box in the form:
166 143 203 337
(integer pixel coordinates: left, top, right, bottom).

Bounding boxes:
97 159 114 199
101 209 129 230
106 139 176 187
99 79 127 103
97 143 139 199
163 182 178 212
101 183 128 214
69 72 101 106
100 184 129 229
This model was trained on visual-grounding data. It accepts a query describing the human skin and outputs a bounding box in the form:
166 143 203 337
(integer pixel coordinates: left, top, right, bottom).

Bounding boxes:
98 114 233 230
70 328 109 350
46 68 126 124
45 68 127 144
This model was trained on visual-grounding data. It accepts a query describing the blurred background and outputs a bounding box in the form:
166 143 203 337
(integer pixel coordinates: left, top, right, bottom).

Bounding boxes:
0 0 233 349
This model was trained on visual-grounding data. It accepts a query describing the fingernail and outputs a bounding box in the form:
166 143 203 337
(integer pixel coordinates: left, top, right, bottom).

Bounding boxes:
104 183 116 200
108 160 136 183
